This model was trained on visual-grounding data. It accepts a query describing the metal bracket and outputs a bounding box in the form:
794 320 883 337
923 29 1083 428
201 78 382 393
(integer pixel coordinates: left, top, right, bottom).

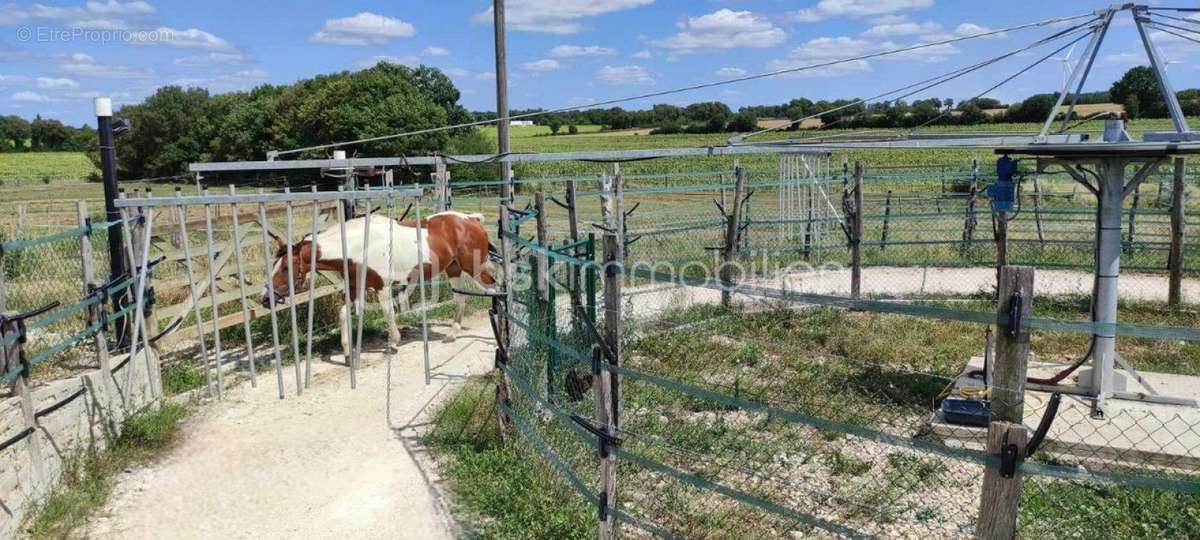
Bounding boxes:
1000 442 1019 478
1006 292 1024 338
569 413 622 458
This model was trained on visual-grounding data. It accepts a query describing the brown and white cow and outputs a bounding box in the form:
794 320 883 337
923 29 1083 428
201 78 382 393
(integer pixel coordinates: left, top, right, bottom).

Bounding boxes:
262 211 496 354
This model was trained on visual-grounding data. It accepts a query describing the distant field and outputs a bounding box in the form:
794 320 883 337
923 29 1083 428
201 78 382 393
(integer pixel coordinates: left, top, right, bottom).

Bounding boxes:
0 152 97 183
496 124 605 138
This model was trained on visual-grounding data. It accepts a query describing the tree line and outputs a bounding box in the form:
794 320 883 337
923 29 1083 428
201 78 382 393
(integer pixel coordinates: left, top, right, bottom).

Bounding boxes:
490 66 1200 134
11 65 1200 179
0 115 94 152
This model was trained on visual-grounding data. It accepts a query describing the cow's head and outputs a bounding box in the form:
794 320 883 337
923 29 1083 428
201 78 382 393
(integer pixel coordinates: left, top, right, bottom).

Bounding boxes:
261 233 316 307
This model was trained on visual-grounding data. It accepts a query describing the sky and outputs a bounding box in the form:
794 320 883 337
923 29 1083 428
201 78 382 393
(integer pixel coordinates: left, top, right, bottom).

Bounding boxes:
1 0 1198 127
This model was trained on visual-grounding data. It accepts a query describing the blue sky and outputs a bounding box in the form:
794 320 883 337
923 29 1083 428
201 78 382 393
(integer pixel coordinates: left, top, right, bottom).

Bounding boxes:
1 0 1197 127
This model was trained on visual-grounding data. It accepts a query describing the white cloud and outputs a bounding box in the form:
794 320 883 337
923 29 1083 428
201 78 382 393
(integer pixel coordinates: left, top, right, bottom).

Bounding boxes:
37 77 78 89
776 34 957 72
60 62 152 79
1103 52 1144 66
442 67 468 77
715 67 747 78
862 20 941 37
422 46 449 56
355 55 419 68
596 64 653 84
651 9 785 53
175 52 247 66
0 74 31 85
788 0 932 22
475 71 496 80
631 50 651 59
766 58 872 78
521 58 561 72
58 52 96 64
85 0 154 15
550 44 616 57
789 36 876 60
71 18 128 30
312 12 416 45
13 90 51 102
955 23 1005 38
131 27 233 49
472 0 654 35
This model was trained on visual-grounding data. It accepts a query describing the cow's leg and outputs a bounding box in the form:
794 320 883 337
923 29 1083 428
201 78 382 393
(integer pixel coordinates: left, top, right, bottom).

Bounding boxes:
339 301 351 359
448 276 468 340
380 283 401 345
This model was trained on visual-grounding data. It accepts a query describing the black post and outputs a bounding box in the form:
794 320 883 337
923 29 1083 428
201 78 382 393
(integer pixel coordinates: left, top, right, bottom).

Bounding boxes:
96 98 128 330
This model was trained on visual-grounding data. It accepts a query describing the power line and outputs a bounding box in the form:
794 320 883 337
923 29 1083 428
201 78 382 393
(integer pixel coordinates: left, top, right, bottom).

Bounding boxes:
270 11 1097 159
738 18 1098 142
914 30 1096 132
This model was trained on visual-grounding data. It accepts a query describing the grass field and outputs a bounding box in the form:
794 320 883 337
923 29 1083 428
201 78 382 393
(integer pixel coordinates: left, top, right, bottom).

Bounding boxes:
0 152 97 183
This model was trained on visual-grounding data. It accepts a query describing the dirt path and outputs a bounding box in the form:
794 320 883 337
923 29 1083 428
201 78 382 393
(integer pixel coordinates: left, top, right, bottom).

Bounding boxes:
83 314 496 540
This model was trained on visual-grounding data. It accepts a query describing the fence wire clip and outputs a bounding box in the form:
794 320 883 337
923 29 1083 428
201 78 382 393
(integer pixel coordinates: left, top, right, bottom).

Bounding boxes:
569 414 622 457
1000 442 1020 479
1007 292 1024 338
83 217 93 236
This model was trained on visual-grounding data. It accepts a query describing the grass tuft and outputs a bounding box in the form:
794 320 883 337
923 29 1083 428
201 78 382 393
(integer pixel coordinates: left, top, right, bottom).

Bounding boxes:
25 402 188 539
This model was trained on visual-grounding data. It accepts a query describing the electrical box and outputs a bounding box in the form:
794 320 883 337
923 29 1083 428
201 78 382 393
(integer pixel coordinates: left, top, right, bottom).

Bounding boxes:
986 156 1017 212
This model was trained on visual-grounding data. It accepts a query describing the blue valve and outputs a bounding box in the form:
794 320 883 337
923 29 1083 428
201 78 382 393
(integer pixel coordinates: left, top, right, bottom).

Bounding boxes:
987 156 1017 212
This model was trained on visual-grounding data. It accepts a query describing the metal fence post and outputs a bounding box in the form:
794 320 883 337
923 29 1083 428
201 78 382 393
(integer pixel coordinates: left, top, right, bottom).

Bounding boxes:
1169 157 1185 306
851 161 864 299
976 265 1033 539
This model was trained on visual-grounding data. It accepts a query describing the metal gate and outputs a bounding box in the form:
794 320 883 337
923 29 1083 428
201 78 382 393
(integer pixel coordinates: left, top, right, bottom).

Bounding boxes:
112 184 429 400
777 153 838 258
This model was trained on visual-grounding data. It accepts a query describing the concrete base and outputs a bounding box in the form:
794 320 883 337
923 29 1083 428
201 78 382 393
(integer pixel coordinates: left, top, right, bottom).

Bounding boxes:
0 348 160 539
930 355 1200 473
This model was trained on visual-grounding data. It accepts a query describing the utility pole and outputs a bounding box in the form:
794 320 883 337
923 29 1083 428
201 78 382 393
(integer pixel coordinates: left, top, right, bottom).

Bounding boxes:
95 97 129 335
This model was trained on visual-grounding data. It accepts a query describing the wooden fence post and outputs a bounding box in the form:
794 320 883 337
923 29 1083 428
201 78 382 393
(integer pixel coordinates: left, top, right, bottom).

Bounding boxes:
976 265 1033 540
78 201 116 406
720 166 748 308
2 310 46 497
964 157 980 253
595 171 623 540
1127 184 1140 251
565 178 583 313
880 190 893 251
1169 157 1186 306
534 191 554 397
1032 174 1045 247
16 204 26 237
851 161 864 299
435 157 451 211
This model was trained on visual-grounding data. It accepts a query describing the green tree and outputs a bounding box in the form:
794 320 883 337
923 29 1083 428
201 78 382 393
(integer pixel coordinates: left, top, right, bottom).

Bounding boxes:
604 107 633 130
0 115 31 151
545 114 563 135
1110 66 1164 118
110 86 216 177
30 116 70 151
685 101 732 131
727 111 758 132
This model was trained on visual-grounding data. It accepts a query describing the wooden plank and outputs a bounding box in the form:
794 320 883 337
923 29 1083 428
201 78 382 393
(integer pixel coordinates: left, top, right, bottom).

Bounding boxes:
158 285 340 347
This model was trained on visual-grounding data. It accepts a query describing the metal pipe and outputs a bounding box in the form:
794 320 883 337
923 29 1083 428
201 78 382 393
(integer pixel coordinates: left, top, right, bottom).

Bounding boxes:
304 185 320 387
95 98 128 333
1091 159 1124 413
174 189 213 395
228 185 257 387
201 188 225 398
337 186 355 388
258 189 286 399
284 188 303 395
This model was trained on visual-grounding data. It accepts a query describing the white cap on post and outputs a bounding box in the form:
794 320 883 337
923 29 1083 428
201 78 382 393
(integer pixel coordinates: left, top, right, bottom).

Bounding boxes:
332 150 346 160
94 97 112 118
